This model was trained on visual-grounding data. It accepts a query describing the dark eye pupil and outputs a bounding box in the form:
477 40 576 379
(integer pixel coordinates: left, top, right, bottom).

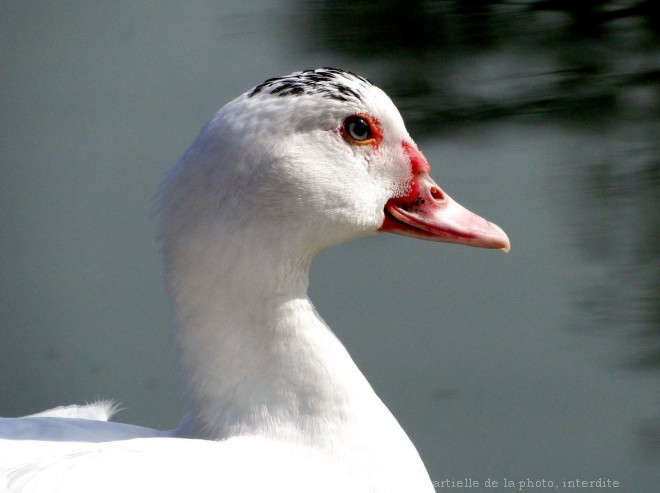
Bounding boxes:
345 117 371 141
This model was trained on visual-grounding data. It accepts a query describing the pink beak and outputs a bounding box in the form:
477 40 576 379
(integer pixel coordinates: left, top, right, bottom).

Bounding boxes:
379 143 510 252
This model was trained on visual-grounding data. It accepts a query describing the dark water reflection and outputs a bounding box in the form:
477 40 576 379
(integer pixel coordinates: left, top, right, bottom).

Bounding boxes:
313 2 659 127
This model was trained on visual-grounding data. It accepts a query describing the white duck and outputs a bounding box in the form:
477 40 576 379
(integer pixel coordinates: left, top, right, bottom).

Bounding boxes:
0 68 509 492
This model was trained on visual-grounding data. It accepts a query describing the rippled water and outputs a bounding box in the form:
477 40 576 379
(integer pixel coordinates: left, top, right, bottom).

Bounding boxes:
1 1 658 490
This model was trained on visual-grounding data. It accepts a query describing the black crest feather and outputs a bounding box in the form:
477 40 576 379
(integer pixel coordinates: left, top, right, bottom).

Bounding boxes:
248 68 372 103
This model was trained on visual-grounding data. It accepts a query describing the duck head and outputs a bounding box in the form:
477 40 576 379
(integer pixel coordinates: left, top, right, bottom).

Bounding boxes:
159 68 509 257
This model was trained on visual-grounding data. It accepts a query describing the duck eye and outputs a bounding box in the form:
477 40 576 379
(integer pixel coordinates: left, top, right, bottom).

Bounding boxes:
343 115 372 143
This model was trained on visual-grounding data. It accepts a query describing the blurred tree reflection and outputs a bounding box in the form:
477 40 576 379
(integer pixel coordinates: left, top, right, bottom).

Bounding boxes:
310 0 658 129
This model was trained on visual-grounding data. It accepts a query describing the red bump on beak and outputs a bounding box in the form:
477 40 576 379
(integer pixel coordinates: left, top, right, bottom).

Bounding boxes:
380 142 510 252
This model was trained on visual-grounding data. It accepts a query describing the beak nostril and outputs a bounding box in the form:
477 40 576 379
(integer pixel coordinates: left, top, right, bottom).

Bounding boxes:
430 187 445 201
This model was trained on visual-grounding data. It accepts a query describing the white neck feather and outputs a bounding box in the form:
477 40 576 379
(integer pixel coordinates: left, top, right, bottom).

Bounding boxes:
167 226 379 445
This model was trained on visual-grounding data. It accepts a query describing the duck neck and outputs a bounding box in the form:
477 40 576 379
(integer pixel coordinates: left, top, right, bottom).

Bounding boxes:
165 227 375 443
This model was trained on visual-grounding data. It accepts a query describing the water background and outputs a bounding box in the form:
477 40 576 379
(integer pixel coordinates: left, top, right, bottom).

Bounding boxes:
1 1 658 490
